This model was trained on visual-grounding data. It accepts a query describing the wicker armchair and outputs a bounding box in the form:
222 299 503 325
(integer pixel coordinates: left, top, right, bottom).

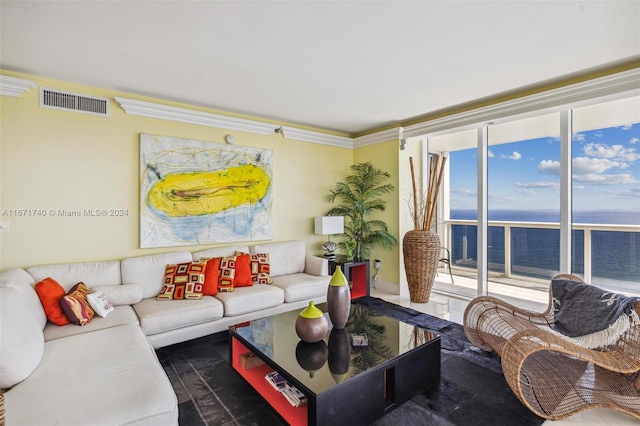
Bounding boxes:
463 274 640 421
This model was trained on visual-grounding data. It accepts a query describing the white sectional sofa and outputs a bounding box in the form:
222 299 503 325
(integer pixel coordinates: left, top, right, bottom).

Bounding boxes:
0 240 329 426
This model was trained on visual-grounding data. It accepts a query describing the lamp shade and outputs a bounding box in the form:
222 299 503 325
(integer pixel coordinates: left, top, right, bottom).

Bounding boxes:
315 216 344 235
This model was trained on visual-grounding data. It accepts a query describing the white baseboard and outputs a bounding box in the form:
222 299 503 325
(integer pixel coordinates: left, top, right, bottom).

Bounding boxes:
371 279 400 295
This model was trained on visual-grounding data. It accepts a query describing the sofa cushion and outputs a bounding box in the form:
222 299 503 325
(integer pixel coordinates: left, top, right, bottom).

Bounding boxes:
35 277 70 326
3 324 178 426
27 260 121 292
91 283 143 306
192 245 251 261
121 251 193 299
134 296 224 336
157 261 206 300
214 285 284 316
0 286 45 389
270 273 329 303
60 282 95 326
251 240 306 277
43 306 139 341
0 268 45 329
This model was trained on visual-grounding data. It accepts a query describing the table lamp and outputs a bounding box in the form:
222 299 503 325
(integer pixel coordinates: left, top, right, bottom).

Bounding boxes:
314 216 344 260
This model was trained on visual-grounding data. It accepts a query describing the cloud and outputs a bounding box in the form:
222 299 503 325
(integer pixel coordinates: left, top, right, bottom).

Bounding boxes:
451 188 475 197
516 181 559 190
488 192 515 203
508 151 521 160
537 157 638 185
621 124 633 130
488 150 494 158
518 189 536 196
573 157 622 174
583 143 640 162
499 151 521 160
573 133 586 142
602 187 640 197
538 160 560 175
631 137 639 145
574 173 638 185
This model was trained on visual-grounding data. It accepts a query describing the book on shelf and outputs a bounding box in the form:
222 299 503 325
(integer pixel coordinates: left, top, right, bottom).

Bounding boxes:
264 371 287 392
282 383 307 407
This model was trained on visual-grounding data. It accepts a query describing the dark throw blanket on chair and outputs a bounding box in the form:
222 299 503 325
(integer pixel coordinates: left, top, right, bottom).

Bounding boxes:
551 278 639 339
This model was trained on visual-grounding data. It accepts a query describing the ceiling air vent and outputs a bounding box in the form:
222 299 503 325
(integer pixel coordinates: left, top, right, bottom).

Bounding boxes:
40 87 110 117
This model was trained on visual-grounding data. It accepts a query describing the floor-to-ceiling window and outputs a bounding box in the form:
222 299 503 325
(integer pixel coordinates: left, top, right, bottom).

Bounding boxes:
428 129 478 298
486 113 561 296
572 97 640 294
411 79 640 303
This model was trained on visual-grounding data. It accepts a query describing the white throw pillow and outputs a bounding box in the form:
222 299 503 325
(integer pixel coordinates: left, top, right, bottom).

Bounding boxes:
87 291 114 318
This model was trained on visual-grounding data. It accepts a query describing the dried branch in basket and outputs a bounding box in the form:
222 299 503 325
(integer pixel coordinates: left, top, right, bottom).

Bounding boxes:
409 157 419 229
408 155 447 231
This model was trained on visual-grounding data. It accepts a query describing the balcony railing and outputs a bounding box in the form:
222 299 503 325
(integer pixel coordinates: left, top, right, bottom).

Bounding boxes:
442 219 640 295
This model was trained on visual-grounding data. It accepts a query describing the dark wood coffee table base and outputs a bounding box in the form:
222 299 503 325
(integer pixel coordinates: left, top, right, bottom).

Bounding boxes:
230 314 440 426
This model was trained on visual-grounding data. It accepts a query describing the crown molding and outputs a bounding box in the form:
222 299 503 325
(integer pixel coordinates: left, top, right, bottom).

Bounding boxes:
0 75 35 98
353 128 403 147
115 97 278 135
115 97 356 146
277 126 353 147
403 68 640 139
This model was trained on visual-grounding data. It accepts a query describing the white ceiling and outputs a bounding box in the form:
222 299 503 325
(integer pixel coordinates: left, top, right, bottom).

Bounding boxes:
1 1 639 135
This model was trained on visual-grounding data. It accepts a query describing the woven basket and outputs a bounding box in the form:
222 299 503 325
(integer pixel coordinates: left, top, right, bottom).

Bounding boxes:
403 230 440 303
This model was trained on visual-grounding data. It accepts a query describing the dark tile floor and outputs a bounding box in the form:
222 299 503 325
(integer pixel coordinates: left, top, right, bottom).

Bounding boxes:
157 332 285 426
156 330 543 426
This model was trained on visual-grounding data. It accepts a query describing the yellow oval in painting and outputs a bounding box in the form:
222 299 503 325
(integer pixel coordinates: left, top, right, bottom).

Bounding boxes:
148 164 270 217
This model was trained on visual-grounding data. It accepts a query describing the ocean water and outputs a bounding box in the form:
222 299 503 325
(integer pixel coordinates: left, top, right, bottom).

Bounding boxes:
450 209 640 225
449 209 640 285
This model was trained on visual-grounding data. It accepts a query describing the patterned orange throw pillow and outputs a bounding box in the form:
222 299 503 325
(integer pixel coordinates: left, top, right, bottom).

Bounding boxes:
235 251 271 284
218 256 237 292
60 282 95 326
249 253 272 284
157 261 206 300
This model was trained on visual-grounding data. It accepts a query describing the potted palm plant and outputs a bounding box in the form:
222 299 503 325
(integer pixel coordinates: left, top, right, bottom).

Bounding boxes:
325 162 398 262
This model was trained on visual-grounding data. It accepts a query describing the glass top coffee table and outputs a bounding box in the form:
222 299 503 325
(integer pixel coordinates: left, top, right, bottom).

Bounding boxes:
229 302 440 426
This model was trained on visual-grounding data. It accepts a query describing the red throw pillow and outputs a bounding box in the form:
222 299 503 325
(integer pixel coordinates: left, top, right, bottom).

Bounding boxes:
35 277 70 326
203 257 220 296
233 253 253 287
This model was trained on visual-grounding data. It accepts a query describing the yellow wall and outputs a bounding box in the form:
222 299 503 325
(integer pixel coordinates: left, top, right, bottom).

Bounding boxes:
0 72 354 270
353 140 401 285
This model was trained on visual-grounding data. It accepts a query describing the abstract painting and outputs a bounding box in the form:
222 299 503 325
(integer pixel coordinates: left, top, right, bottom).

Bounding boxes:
140 134 273 248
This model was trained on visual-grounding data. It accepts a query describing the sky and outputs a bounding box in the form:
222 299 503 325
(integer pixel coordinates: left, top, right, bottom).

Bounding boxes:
449 122 640 215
